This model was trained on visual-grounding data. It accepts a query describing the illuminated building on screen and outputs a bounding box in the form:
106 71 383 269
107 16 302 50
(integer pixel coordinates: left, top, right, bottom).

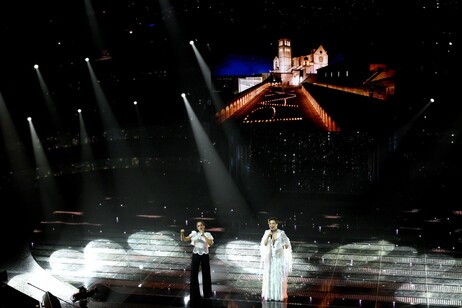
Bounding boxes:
272 38 328 85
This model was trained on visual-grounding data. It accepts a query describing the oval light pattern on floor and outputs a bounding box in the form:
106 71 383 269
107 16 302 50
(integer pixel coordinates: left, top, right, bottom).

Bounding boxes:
394 252 458 306
214 240 262 274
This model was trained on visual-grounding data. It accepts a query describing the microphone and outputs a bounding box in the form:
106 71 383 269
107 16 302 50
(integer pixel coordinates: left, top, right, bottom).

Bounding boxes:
269 231 273 239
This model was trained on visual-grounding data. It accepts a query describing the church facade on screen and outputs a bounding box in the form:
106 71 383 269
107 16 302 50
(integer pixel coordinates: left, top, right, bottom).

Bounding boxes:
238 38 327 91
272 38 328 85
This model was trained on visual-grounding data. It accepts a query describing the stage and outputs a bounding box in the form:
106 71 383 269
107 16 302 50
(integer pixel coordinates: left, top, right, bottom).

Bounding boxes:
3 196 462 308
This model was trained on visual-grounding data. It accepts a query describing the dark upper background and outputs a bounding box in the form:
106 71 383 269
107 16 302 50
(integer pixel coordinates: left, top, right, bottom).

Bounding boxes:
0 0 458 103
1 0 455 67
0 0 459 177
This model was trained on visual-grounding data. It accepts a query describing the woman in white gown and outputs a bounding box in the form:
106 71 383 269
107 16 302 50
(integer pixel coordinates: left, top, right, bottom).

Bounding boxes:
260 217 292 301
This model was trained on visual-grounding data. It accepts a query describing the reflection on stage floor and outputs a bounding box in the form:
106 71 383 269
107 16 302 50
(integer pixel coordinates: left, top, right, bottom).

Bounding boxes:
3 199 462 308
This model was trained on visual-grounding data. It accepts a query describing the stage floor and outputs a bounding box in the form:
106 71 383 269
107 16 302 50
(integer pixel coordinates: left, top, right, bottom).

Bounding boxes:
3 198 462 308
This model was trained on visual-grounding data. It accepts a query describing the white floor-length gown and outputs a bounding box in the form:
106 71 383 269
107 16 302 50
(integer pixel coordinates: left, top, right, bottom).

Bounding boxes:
260 229 292 301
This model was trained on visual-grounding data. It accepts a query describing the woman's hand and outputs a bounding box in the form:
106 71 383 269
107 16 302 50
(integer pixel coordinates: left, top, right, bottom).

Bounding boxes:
180 229 185 241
